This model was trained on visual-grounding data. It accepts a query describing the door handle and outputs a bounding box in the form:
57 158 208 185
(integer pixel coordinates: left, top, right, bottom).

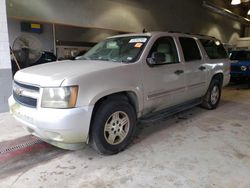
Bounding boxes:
199 66 206 71
174 70 184 75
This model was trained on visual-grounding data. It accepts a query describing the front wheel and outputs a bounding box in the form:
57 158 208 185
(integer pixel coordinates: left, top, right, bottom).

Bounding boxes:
201 79 221 110
90 97 136 155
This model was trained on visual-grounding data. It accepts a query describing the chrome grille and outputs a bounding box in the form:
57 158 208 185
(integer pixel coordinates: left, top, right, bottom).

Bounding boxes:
13 81 40 108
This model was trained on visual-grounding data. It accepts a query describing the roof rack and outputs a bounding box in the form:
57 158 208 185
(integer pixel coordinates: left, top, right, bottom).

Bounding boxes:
168 30 215 38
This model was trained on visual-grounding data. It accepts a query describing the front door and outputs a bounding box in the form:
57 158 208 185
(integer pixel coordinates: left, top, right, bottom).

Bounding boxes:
142 36 186 114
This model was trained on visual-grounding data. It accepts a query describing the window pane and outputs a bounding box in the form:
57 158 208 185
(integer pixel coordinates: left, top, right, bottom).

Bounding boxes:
148 37 179 64
179 37 201 62
200 39 227 59
230 51 250 61
81 36 149 63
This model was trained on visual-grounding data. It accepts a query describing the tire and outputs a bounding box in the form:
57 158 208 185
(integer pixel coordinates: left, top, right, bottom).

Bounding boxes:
201 79 222 110
90 97 136 155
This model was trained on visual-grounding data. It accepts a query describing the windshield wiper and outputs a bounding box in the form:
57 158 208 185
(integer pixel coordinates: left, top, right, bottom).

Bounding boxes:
79 57 131 63
92 57 110 61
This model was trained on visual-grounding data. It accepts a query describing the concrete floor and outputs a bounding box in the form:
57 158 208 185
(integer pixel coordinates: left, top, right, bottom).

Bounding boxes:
0 84 250 188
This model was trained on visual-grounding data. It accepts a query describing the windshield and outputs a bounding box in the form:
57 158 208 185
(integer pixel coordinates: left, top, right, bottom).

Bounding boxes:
78 36 149 63
230 51 250 61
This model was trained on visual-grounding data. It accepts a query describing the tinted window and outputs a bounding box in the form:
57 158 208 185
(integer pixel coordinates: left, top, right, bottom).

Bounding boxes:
200 39 227 59
230 51 250 61
148 37 179 64
179 37 201 62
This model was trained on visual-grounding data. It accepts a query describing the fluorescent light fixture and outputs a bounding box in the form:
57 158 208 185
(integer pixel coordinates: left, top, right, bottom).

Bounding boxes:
215 41 221 46
248 9 250 15
231 0 241 5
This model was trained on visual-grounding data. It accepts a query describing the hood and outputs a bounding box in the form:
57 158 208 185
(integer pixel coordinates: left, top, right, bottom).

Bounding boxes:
231 61 250 66
14 60 124 87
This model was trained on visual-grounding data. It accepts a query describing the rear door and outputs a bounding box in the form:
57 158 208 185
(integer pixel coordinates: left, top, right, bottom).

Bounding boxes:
179 37 207 101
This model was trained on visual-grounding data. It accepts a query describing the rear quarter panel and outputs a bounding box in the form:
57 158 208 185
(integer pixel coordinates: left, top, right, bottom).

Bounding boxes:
205 58 231 88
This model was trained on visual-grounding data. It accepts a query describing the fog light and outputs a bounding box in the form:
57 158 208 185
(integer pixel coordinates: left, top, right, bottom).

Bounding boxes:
44 131 63 142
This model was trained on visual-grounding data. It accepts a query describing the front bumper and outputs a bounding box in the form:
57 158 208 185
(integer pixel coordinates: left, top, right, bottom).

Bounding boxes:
8 95 94 150
230 71 250 82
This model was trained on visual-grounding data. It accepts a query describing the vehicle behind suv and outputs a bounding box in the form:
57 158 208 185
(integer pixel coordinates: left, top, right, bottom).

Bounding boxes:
9 32 230 154
11 51 57 76
229 50 250 84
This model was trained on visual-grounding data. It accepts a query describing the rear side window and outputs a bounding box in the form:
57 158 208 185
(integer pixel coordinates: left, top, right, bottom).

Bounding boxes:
179 37 201 62
200 39 227 59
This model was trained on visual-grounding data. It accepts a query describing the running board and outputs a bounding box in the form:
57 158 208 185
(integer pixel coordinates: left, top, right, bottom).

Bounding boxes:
139 98 202 123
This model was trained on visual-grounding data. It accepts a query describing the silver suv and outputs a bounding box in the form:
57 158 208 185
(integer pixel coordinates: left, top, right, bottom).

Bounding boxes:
9 32 231 154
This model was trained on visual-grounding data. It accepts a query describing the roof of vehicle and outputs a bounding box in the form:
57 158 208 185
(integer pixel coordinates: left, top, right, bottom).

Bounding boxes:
108 31 217 41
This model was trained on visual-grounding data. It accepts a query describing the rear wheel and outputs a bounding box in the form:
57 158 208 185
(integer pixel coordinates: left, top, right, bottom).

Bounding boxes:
90 97 136 155
201 79 221 110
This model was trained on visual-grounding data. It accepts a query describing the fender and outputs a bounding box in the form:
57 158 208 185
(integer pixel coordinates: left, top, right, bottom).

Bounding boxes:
89 87 143 117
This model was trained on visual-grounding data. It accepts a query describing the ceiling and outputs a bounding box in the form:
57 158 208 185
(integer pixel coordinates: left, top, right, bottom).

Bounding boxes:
211 0 250 17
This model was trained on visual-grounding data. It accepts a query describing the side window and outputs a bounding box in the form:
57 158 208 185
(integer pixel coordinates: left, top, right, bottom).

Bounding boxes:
200 39 227 59
179 37 201 62
148 37 179 64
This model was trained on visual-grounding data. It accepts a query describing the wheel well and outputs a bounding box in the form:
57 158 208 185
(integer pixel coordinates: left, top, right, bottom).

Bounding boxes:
212 73 223 86
88 91 139 143
92 91 139 114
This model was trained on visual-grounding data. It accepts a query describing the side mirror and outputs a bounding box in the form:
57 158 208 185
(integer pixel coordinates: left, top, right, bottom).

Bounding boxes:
147 52 166 66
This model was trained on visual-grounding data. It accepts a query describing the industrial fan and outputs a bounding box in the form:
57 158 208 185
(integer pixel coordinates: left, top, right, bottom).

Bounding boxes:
12 35 42 68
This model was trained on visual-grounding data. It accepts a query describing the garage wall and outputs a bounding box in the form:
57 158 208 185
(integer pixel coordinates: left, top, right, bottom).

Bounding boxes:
6 0 241 44
0 0 12 112
7 19 54 52
7 20 120 54
244 26 250 37
55 25 119 43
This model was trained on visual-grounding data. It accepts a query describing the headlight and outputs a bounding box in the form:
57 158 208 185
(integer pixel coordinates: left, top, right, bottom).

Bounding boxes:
41 86 78 108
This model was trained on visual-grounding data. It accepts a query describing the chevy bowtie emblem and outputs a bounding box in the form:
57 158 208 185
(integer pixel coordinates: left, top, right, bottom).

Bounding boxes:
14 87 23 96
241 66 247 71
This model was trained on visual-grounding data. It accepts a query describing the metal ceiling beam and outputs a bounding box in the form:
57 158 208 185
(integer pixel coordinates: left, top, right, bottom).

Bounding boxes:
203 1 250 25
